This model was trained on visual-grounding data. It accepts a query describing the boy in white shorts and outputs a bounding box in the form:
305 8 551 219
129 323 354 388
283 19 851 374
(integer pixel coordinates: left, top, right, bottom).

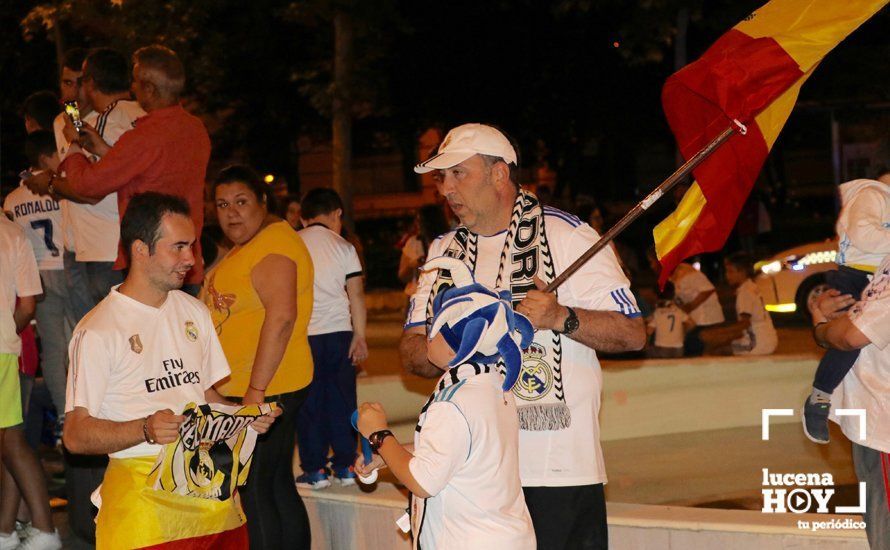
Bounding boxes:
356 257 535 550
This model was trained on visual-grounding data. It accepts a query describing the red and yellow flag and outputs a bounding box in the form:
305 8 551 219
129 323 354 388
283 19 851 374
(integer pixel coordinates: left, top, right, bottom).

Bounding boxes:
654 0 887 286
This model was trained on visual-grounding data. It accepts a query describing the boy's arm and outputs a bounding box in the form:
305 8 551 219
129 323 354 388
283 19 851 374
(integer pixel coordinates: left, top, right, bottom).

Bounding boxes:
358 401 469 499
357 402 432 496
346 275 368 365
14 296 36 333
708 316 749 336
376 436 431 498
678 289 715 314
13 233 42 331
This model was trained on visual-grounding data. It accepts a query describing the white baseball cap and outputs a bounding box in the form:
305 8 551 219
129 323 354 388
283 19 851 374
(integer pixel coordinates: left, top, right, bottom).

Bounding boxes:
414 123 517 174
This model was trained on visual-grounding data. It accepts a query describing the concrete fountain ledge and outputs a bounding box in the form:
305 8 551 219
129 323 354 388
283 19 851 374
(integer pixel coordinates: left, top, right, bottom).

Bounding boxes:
298 483 866 549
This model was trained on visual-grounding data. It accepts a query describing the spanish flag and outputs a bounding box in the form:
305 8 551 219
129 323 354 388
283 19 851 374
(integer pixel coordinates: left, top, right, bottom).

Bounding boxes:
654 0 887 286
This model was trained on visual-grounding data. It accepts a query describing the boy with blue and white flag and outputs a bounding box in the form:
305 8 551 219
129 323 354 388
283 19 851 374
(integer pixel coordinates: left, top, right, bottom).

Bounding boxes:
356 256 536 550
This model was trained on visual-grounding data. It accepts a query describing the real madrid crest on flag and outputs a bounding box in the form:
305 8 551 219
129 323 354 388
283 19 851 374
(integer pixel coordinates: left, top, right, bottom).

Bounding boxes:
147 401 275 500
184 321 198 342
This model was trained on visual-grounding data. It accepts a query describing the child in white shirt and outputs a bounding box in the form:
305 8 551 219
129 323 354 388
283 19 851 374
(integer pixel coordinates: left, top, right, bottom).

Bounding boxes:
647 282 694 358
356 257 535 550
724 252 777 356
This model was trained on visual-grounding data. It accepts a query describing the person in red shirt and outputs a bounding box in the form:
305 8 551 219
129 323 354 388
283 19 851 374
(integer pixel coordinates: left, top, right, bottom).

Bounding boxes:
27 45 210 288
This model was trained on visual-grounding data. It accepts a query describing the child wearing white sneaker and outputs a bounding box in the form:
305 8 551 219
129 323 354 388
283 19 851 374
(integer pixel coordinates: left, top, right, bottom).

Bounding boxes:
356 257 535 550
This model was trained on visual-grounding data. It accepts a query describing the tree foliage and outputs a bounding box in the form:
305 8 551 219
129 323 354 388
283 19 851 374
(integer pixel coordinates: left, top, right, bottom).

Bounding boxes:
4 0 888 199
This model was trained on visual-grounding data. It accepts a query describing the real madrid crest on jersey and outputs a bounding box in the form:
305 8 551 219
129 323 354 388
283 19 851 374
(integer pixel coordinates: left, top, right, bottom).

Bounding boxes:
129 334 143 354
184 321 198 342
512 343 553 402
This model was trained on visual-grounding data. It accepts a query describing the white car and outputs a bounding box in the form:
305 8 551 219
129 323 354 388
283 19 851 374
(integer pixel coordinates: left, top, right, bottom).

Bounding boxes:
754 239 838 317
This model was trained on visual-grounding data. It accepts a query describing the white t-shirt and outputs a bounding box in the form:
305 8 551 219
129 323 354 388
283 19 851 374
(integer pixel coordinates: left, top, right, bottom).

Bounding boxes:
55 100 146 262
732 279 778 355
298 224 363 335
671 263 725 326
410 367 535 550
649 303 688 349
836 179 890 269
4 181 64 270
407 207 639 486
0 216 42 355
831 255 890 453
66 287 230 459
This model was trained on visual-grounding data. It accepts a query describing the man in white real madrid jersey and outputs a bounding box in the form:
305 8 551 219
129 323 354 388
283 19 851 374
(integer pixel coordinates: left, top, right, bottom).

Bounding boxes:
63 192 279 548
55 48 147 320
401 123 646 549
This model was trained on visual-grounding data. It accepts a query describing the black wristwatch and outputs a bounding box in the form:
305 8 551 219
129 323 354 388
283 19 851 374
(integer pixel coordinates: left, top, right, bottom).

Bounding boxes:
368 429 394 451
560 306 580 335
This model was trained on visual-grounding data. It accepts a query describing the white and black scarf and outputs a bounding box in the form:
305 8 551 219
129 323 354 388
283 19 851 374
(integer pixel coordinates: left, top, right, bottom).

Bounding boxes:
426 190 571 432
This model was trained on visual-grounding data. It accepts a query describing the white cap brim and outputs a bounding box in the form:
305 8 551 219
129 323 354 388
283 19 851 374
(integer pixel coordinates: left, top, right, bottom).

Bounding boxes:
414 150 476 174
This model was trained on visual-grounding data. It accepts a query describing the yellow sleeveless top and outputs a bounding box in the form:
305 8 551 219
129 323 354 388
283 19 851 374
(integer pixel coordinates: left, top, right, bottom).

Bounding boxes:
204 221 314 396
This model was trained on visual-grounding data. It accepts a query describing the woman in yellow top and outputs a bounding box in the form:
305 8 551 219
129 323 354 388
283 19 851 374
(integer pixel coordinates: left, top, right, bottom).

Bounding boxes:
204 165 314 549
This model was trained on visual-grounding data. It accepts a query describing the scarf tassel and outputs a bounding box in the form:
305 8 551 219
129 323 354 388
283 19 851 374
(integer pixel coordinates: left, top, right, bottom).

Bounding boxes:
518 403 572 431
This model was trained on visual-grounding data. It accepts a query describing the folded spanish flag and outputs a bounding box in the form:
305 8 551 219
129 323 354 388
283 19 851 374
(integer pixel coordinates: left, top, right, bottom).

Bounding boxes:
654 0 887 286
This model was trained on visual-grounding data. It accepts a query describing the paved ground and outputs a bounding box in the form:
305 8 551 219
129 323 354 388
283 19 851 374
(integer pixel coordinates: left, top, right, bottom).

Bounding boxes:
603 422 856 510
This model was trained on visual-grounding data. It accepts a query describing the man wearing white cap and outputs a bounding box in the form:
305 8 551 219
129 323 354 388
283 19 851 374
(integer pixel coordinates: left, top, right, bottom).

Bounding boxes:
402 123 646 549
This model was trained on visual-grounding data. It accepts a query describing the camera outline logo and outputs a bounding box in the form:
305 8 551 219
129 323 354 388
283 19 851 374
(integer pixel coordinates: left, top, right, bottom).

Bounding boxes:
760 408 866 516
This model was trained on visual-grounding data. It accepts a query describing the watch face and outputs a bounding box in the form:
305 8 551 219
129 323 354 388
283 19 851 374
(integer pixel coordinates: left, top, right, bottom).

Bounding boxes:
565 317 580 333
564 309 580 334
370 430 391 450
